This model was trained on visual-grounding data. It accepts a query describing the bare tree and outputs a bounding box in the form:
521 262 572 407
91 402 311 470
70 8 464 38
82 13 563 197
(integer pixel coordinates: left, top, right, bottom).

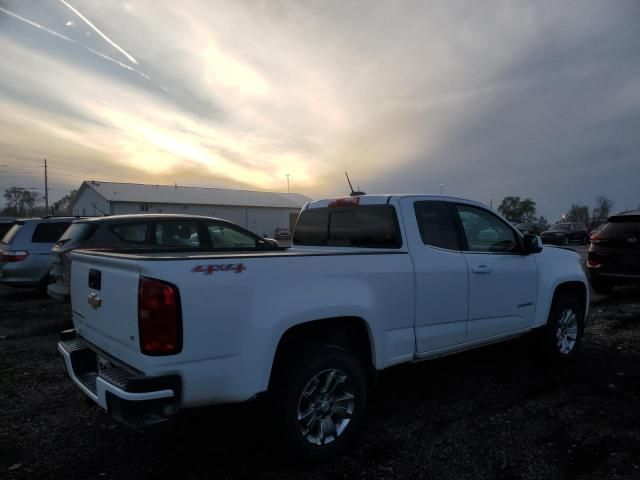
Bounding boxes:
567 204 590 225
592 195 614 224
2 187 37 216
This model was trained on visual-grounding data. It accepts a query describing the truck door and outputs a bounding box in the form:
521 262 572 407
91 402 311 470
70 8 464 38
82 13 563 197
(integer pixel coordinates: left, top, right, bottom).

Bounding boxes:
400 198 469 353
452 203 538 341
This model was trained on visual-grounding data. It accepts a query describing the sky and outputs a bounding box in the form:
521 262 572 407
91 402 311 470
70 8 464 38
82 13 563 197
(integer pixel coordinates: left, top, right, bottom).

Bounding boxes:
0 0 639 220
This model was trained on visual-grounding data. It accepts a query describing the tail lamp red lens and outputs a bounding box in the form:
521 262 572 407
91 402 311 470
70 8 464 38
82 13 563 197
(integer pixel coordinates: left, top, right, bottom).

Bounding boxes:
329 196 360 207
1 250 29 262
138 277 182 355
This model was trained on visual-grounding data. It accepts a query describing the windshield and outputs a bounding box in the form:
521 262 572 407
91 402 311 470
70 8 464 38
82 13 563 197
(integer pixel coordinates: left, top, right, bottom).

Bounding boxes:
600 216 640 236
1 223 22 244
549 224 571 232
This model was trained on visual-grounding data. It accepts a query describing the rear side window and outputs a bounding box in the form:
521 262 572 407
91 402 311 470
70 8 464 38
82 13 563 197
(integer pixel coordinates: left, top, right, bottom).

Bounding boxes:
56 223 96 246
110 223 149 243
0 223 13 240
155 221 201 247
207 222 259 248
1 224 22 244
294 205 402 248
414 201 460 250
31 222 71 243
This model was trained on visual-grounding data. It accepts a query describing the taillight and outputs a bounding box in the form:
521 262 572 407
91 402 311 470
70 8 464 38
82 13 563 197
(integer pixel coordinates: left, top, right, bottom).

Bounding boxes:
329 196 360 207
1 250 29 262
138 277 182 356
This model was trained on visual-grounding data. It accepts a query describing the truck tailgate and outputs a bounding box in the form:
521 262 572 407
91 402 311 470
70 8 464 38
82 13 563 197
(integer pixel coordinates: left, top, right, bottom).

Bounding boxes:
71 252 142 364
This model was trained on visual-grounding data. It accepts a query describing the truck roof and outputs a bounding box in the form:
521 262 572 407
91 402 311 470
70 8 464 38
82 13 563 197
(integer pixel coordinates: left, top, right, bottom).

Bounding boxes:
306 194 489 210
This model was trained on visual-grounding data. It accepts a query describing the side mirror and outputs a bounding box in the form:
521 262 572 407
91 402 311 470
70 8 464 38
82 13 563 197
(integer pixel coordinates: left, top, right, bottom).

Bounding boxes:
523 234 543 254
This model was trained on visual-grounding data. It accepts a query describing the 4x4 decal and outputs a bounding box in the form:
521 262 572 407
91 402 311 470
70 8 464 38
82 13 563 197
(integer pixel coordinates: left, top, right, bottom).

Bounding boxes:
191 263 246 275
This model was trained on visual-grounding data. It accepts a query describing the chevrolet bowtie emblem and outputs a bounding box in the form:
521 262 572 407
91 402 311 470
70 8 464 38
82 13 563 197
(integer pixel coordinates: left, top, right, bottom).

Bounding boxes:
88 292 102 309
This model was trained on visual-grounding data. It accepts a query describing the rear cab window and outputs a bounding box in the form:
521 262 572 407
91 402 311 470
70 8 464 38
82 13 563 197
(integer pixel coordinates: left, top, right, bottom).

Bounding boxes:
294 205 402 248
31 222 72 243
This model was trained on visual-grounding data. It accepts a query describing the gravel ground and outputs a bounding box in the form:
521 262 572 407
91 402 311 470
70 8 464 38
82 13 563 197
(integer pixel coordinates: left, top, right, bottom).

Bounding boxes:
1 248 639 480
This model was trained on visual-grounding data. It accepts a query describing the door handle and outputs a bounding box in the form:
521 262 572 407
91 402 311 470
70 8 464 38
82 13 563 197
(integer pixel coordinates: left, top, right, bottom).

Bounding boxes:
472 265 492 274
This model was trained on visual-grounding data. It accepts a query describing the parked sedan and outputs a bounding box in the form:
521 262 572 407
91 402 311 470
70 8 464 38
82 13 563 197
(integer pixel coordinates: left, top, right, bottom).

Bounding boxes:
515 222 543 235
48 214 279 301
587 210 640 294
0 217 76 288
540 222 589 246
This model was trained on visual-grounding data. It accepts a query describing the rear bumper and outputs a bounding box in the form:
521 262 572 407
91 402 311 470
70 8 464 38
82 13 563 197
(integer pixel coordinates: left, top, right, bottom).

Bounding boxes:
589 269 640 285
541 236 566 245
47 282 70 302
58 330 181 428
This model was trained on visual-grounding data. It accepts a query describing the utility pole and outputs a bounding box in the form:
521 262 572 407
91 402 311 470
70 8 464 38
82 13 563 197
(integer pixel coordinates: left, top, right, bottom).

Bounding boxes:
286 174 290 194
44 158 49 213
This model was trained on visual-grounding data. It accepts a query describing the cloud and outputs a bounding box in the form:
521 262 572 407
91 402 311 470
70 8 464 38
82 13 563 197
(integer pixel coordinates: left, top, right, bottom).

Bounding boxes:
0 0 639 215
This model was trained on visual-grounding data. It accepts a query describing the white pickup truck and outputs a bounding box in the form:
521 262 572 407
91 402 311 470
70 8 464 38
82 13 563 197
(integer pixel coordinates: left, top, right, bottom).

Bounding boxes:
59 195 588 461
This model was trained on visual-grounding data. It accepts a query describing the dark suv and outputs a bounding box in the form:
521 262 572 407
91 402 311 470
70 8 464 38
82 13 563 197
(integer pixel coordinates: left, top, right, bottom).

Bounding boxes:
540 222 589 246
587 210 640 294
47 214 279 301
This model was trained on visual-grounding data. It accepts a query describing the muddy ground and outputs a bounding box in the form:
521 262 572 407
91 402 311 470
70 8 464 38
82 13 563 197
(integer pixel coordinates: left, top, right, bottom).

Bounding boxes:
1 254 639 480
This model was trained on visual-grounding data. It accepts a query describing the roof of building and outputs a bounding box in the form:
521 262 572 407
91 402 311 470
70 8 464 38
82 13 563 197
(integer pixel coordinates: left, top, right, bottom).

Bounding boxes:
77 181 312 209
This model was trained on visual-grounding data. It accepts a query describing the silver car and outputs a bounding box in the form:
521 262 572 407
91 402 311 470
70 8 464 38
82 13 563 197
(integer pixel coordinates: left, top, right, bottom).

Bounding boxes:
0 217 75 288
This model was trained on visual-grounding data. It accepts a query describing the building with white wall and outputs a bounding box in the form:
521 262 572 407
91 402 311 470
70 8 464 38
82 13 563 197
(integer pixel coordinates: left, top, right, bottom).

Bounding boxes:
71 181 311 237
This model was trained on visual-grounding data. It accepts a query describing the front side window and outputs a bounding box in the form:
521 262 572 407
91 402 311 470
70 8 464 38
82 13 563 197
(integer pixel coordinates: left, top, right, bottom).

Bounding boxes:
31 222 71 243
455 205 519 253
414 201 460 250
155 221 201 247
207 222 259 248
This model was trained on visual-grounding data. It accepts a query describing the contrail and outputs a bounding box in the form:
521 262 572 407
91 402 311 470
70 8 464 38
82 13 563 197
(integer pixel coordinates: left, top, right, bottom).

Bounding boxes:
0 6 168 93
58 0 139 65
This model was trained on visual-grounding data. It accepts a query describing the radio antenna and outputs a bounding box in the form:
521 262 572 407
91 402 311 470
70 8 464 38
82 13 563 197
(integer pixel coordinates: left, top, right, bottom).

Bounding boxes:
345 171 355 195
344 171 366 197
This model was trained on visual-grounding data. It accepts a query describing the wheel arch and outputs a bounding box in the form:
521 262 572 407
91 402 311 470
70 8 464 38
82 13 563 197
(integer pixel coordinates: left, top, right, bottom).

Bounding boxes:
550 281 588 320
268 316 376 389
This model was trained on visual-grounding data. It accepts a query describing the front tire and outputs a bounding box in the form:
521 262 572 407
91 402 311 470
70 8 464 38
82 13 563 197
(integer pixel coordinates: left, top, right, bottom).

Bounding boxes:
271 344 367 463
542 295 584 361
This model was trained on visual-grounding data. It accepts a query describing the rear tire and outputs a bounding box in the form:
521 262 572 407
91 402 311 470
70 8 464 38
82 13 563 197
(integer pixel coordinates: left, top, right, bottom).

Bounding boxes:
591 279 613 294
541 295 584 361
271 344 367 463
